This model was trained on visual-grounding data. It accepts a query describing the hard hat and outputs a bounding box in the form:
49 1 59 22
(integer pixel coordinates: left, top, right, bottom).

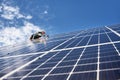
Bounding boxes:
42 31 45 34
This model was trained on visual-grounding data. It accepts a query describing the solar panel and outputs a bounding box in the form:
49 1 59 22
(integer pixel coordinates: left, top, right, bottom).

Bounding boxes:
0 24 120 80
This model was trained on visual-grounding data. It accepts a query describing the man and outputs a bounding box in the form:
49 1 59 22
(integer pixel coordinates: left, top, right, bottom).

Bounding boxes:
30 31 48 45
30 31 45 40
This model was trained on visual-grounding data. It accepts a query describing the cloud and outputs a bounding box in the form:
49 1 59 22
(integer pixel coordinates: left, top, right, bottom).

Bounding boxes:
44 10 48 14
0 0 44 47
0 0 52 47
25 15 32 19
1 3 32 20
0 6 2 12
0 21 44 47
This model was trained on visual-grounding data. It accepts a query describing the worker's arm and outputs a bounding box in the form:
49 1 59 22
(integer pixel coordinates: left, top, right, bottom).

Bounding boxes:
30 34 34 40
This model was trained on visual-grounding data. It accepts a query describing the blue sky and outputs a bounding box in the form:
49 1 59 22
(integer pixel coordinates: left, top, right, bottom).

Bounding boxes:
18 0 120 33
0 0 120 46
1 0 120 34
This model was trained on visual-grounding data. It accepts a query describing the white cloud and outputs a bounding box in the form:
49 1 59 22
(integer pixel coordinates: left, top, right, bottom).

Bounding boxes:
1 3 32 20
0 0 50 47
0 6 2 12
44 10 48 14
0 22 44 47
26 15 33 19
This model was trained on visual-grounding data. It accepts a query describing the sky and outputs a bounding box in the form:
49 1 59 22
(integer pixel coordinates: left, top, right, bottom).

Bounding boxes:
0 0 120 46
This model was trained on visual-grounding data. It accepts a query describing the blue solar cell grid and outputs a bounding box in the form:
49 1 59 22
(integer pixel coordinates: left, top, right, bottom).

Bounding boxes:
0 24 120 80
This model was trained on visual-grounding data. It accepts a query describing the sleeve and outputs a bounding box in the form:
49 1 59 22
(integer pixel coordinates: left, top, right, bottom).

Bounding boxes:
30 34 33 40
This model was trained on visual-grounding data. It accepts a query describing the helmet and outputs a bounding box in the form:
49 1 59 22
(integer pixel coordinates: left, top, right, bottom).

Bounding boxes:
41 31 45 34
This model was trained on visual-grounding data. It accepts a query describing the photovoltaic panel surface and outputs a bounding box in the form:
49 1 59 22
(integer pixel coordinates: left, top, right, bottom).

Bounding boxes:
0 24 120 80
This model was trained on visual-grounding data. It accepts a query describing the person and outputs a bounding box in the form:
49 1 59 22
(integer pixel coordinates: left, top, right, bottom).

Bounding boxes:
30 31 48 45
30 31 45 40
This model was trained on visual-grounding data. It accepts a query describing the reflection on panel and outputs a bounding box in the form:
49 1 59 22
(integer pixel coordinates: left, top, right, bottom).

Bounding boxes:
0 24 120 80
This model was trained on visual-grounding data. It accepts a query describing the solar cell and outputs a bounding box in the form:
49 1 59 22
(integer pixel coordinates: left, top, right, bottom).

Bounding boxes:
100 70 120 80
69 72 97 80
78 58 97 64
0 24 120 80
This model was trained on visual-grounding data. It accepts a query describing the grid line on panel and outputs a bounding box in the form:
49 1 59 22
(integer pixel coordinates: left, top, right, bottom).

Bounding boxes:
77 31 94 44
0 40 120 62
57 32 88 49
1 55 48 79
49 31 117 44
0 25 120 80
20 42 80 79
66 29 96 80
39 30 95 80
40 50 72 80
28 60 120 71
50 70 96 76
20 32 83 80
1 40 120 60
100 68 120 72
0 55 36 73
76 31 118 38
50 33 75 40
48 38 67 43
105 26 120 37
9 58 120 76
4 70 97 80
55 30 90 50
41 54 70 79
0 32 82 80
50 30 82 40
7 42 42 55
49 41 120 54
7 67 120 80
0 52 44 59
2 61 120 79
20 51 62 80
6 56 119 74
104 28 120 56
0 43 26 53
97 29 100 80
0 26 117 52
